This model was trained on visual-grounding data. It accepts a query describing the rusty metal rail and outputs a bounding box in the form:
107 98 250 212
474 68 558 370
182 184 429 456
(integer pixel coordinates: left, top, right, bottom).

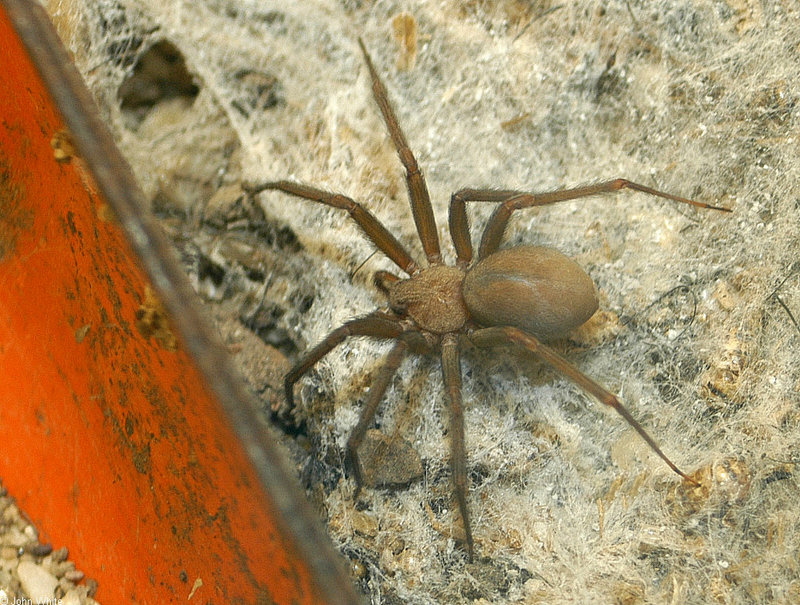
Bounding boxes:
0 1 360 602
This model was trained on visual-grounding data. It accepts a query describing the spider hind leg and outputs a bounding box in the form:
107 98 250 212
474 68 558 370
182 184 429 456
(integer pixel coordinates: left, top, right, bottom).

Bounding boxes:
469 326 698 485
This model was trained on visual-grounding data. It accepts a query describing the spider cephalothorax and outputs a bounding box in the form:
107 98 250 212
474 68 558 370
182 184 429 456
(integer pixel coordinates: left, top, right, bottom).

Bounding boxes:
246 38 729 559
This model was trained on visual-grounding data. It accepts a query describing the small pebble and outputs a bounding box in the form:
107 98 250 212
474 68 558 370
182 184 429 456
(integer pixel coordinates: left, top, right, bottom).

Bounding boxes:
51 560 76 576
351 559 368 580
86 577 99 597
51 546 69 562
17 560 58 602
358 429 423 488
350 511 379 538
64 569 85 582
5 527 26 547
1 546 18 560
62 589 82 605
25 541 53 557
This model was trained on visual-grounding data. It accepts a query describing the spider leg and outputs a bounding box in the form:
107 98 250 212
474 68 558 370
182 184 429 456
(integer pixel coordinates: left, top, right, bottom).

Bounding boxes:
374 270 402 296
245 180 419 275
358 38 441 264
284 311 406 409
448 189 526 266
345 340 408 496
449 180 731 263
441 333 474 560
469 326 699 485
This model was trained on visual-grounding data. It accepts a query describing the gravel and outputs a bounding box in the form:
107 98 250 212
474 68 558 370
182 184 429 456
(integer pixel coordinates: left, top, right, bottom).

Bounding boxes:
0 481 100 604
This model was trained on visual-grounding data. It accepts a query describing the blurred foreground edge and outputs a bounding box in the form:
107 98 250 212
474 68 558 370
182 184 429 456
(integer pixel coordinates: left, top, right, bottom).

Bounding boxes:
0 1 361 603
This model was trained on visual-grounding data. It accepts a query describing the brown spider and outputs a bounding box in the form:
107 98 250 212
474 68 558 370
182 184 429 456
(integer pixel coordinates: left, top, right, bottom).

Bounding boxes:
246 39 730 559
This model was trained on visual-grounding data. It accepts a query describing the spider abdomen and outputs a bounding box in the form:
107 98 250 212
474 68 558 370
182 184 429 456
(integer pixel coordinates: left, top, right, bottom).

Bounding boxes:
463 246 598 341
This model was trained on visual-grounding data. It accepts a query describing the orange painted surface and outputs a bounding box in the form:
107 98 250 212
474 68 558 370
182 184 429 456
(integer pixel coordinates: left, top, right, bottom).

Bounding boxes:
0 5 353 604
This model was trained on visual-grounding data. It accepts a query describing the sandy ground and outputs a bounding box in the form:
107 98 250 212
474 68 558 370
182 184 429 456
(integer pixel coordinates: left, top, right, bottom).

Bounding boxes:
46 0 800 603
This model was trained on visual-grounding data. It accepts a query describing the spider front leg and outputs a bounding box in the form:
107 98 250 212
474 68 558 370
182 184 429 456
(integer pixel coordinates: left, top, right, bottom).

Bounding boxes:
284 311 406 409
469 326 698 485
245 180 419 275
358 39 441 264
441 333 474 560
